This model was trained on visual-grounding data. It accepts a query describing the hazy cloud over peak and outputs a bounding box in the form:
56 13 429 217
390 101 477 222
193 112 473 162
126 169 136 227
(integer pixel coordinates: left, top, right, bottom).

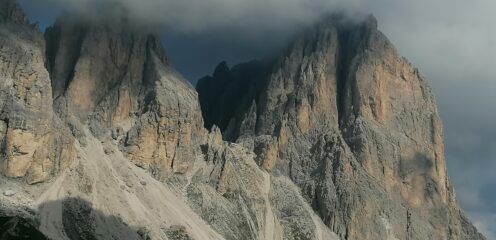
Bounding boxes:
40 0 363 32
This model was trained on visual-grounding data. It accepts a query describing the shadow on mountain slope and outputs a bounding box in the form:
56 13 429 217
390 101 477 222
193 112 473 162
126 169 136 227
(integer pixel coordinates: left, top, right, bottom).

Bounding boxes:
1 197 192 240
0 215 48 240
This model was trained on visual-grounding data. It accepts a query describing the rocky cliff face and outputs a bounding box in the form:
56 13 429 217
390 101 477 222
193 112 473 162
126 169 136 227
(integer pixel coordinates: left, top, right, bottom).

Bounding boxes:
1 2 338 239
44 9 205 179
0 0 74 184
197 60 270 136
0 1 486 239
197 15 485 240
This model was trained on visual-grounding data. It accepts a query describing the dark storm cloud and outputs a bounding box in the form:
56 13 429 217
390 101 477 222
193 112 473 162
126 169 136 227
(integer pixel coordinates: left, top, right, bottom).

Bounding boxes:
17 0 496 238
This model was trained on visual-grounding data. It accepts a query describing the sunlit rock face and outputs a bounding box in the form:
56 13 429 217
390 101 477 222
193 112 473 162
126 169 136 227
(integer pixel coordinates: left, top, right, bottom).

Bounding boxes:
197 15 485 240
44 9 206 179
0 0 74 184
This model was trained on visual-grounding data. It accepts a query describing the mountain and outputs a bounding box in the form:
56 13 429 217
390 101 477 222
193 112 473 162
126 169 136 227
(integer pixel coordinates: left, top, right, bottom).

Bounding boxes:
0 0 486 239
197 15 485 240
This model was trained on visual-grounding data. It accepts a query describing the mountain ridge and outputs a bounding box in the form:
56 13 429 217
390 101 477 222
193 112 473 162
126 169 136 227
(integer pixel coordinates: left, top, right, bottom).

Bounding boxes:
0 0 486 239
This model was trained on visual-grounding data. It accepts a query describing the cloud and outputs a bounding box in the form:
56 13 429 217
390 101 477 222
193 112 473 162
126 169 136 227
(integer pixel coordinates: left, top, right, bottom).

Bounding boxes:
38 0 363 33
468 212 496 240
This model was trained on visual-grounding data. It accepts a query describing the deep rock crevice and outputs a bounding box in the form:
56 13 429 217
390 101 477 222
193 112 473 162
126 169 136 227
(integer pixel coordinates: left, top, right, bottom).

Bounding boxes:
45 22 89 100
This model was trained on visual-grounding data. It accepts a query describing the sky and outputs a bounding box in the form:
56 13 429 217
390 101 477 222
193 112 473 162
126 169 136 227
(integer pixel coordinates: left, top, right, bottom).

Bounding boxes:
17 0 496 238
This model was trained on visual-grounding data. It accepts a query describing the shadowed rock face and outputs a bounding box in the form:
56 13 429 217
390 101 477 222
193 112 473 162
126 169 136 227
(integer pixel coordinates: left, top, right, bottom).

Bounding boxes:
0 216 48 240
196 60 270 137
0 198 148 240
0 0 27 24
197 15 485 240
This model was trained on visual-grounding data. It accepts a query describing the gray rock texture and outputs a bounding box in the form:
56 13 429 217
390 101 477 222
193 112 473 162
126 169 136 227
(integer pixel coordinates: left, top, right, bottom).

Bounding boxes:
184 127 337 240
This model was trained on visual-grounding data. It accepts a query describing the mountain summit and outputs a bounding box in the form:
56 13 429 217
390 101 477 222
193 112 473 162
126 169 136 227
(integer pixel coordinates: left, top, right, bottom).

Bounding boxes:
0 1 486 239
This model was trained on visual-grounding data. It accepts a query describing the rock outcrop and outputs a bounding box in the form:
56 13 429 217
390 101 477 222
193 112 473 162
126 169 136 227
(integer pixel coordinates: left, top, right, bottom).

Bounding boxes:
197 15 485 240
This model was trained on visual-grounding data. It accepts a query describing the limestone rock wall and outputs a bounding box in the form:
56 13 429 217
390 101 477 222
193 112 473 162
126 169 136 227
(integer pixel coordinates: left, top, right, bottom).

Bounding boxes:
45 12 206 179
45 12 167 125
123 58 206 178
197 15 485 240
0 0 74 184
